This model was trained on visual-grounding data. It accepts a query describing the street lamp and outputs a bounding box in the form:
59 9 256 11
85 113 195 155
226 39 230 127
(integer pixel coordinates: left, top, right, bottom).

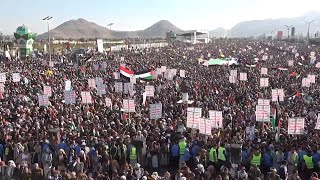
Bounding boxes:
285 25 293 40
43 16 53 63
305 19 316 44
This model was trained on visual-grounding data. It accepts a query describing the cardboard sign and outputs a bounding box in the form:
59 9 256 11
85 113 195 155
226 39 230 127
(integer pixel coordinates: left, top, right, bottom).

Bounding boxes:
209 110 223 128
0 73 6 83
81 91 92 104
105 97 112 108
88 79 96 89
180 70 185 78
258 99 270 106
302 78 310 87
261 68 268 75
255 105 270 122
38 94 50 106
65 80 71 91
288 60 294 66
149 103 162 119
114 72 120 80
288 118 305 135
145 85 155 97
229 76 236 83
12 73 21 82
123 99 135 112
64 90 76 104
239 72 247 81
260 78 269 87
43 86 52 97
230 70 237 77
114 82 123 93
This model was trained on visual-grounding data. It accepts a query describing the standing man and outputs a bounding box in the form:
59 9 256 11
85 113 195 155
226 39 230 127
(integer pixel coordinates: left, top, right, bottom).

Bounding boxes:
303 149 314 180
217 142 227 170
129 144 138 167
178 137 187 167
208 143 218 168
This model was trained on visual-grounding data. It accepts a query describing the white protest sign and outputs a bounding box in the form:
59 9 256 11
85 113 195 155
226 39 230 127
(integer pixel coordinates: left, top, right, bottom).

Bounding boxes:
182 93 189 102
308 75 316 84
124 83 134 94
260 78 269 87
43 86 52 97
145 85 155 97
105 97 112 108
0 73 6 83
123 99 135 112
38 94 49 106
0 83 4 93
255 105 270 122
120 57 124 61
278 89 285 101
288 118 305 135
288 60 294 66
81 91 92 104
271 89 284 102
302 78 310 87
316 114 320 130
205 119 213 135
262 55 268 61
12 73 21 82
269 55 273 59
114 82 123 93
261 68 268 75
65 80 71 91
149 103 162 119
199 118 206 135
95 77 103 87
258 99 270 106
209 110 223 128
229 76 236 83
96 84 106 95
64 90 75 104
114 72 120 80
311 51 315 57
88 79 96 89
161 66 167 73
187 107 202 129
316 62 320 68
180 70 185 78
239 72 247 81
230 70 237 76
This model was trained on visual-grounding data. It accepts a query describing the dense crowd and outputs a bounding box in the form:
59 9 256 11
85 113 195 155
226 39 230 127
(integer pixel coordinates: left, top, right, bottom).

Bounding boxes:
0 39 319 180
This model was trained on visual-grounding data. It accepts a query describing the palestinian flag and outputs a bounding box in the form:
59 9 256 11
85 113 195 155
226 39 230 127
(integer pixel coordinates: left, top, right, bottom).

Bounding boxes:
134 70 153 81
120 66 134 78
271 107 280 129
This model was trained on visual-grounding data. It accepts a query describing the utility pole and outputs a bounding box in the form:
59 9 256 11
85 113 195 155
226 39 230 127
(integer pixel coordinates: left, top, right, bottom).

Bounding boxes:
285 25 293 40
42 16 53 63
305 19 316 44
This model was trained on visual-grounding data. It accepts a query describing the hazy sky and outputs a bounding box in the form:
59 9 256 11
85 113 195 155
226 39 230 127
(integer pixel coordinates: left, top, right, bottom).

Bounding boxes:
1 0 319 35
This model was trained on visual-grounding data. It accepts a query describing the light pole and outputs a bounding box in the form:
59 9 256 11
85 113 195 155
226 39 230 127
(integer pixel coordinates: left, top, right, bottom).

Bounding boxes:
43 16 53 63
305 19 316 44
285 25 293 40
107 23 114 35
0 32 2 51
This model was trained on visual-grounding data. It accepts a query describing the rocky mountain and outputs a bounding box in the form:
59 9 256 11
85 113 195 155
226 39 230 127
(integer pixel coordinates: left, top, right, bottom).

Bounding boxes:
209 27 228 37
38 19 181 39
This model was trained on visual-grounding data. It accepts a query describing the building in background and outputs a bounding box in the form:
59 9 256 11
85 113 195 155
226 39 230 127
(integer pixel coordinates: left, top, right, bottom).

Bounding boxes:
14 25 37 59
175 30 210 44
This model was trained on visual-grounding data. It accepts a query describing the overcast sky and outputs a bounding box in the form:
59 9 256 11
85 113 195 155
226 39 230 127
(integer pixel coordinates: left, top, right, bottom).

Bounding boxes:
1 0 320 35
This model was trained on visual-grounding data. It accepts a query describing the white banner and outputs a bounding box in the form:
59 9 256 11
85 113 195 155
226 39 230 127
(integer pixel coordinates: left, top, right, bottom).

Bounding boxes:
209 110 223 128
64 90 75 104
271 89 284 102
258 99 270 106
123 99 135 112
0 73 6 83
43 86 52 97
65 80 71 91
187 107 202 129
81 91 92 104
288 118 305 135
114 82 123 93
145 85 155 97
229 76 236 83
124 83 134 94
0 83 4 93
230 70 237 76
12 73 21 82
38 94 49 106
150 103 162 119
239 72 247 81
261 67 268 75
256 105 270 122
260 78 269 87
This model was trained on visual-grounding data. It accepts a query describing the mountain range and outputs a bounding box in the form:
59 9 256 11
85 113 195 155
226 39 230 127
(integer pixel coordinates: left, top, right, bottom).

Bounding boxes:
38 11 320 39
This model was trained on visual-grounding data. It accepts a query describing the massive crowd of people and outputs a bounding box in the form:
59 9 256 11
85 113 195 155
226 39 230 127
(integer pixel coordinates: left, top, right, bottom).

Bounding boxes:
0 39 319 180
